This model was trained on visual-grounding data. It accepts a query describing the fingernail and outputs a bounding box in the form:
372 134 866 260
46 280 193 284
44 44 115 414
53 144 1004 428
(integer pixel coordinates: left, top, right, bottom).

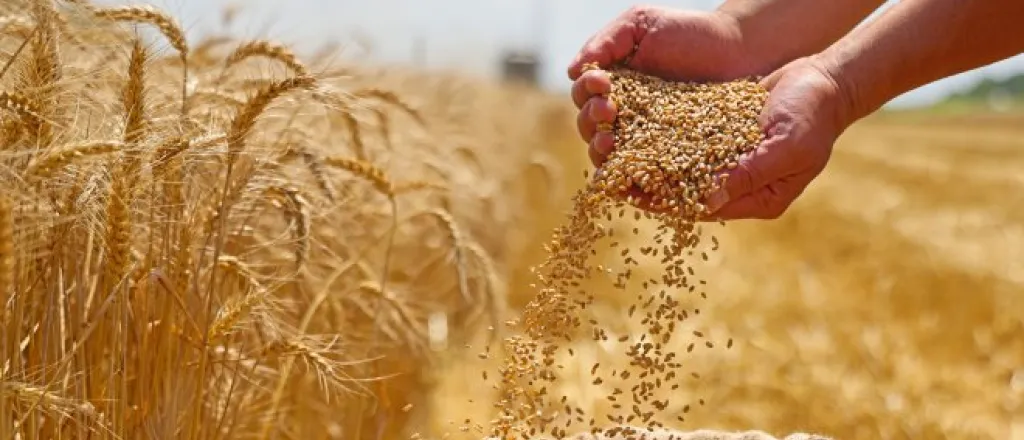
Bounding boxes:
705 189 729 213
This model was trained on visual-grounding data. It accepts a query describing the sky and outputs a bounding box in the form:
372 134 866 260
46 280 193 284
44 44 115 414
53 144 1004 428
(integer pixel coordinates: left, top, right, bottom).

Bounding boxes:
101 0 1024 108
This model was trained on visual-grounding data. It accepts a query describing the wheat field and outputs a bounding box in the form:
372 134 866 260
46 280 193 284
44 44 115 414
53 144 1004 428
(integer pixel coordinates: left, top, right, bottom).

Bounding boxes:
430 111 1024 440
1 2 1022 440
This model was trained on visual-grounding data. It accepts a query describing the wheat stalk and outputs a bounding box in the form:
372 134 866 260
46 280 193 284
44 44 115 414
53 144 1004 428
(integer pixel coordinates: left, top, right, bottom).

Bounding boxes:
0 195 13 306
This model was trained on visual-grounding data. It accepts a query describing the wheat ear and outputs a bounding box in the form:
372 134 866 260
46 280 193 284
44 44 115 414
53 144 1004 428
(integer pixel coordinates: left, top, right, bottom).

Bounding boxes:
24 0 61 148
1 381 102 422
227 76 316 161
393 181 448 195
103 172 132 288
90 5 188 58
24 141 122 178
0 90 42 122
425 209 472 304
224 39 309 77
321 156 393 198
0 15 33 37
90 5 189 113
352 88 424 124
207 255 267 341
122 37 147 146
266 186 310 270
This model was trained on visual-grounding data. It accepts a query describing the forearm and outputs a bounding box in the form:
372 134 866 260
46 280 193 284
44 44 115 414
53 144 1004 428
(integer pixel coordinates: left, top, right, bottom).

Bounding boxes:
716 0 886 75
819 0 1024 124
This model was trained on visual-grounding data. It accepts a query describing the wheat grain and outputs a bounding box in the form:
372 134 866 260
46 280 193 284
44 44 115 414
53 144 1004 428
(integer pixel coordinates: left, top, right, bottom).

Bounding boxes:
481 68 767 438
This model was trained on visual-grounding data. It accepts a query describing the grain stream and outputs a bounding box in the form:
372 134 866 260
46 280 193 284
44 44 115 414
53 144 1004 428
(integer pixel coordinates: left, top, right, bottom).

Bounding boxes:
472 68 768 439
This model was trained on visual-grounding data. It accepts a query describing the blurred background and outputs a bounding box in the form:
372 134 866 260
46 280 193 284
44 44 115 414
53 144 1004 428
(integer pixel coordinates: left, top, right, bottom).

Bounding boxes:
97 0 1024 110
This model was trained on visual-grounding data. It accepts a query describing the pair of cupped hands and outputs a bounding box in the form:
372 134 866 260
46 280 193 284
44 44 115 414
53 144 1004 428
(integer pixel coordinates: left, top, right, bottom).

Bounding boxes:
571 7 850 221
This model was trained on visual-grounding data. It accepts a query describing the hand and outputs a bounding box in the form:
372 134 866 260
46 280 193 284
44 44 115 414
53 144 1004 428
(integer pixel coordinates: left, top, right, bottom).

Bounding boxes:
703 57 854 220
569 6 762 168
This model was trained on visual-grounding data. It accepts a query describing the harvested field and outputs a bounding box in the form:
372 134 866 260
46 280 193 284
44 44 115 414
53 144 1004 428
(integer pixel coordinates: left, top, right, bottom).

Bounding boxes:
2 1 1022 440
431 111 1024 440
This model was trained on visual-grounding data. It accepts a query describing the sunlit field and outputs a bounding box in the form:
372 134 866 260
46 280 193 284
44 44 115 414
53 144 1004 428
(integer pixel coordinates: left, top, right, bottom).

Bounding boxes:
431 110 1024 440
1 2 1021 440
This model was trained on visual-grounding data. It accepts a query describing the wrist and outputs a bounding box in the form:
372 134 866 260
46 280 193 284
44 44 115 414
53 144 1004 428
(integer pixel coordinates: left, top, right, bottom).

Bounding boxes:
707 9 772 78
808 51 868 132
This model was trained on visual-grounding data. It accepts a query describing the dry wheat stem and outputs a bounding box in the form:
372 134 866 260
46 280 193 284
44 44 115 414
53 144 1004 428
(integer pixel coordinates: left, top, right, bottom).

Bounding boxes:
0 195 12 314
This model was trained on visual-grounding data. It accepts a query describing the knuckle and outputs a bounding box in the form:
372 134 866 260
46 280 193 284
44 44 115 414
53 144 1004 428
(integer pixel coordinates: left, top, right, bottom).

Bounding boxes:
626 4 650 16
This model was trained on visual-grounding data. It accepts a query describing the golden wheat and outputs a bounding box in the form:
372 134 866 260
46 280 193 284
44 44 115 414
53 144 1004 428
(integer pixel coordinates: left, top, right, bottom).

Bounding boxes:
224 39 310 77
2 3 582 437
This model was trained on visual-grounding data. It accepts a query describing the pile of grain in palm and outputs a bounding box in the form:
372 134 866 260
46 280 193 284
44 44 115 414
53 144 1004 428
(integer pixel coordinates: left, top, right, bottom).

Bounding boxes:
467 67 769 440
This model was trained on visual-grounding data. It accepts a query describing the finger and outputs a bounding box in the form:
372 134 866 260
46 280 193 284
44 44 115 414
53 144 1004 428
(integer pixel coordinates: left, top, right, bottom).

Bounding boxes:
567 9 650 80
576 100 597 143
759 65 787 90
588 94 617 123
571 70 613 109
703 128 799 213
703 173 811 221
591 130 615 157
588 143 606 168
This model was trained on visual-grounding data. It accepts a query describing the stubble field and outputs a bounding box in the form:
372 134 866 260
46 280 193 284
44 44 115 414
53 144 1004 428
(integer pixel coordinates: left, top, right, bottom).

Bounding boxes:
1 2 1022 440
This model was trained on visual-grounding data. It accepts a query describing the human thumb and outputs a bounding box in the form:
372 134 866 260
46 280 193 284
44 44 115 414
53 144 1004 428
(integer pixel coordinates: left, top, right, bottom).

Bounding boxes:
704 133 794 214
